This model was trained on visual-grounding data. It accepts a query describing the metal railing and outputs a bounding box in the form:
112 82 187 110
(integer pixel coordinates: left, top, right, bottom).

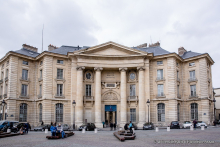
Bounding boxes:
55 94 65 98
177 78 180 82
20 78 30 81
177 94 181 98
156 77 165 81
20 94 29 98
38 77 43 82
188 78 198 83
156 93 166 98
83 96 94 101
189 94 198 98
38 94 42 98
128 96 138 100
4 77 8 82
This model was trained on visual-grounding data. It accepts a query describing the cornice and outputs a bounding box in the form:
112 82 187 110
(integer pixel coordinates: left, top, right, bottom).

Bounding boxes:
183 53 214 65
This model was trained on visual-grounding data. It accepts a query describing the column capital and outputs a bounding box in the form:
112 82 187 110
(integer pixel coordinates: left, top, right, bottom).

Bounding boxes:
94 67 103 71
76 66 85 71
119 67 127 72
137 66 145 71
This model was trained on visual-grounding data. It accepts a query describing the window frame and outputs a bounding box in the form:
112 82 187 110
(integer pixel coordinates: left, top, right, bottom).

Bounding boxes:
191 103 198 120
57 84 63 96
19 103 27 122
130 108 136 122
22 61 29 65
157 61 163 65
56 103 63 122
57 60 64 64
85 84 92 96
22 69 28 80
157 103 165 122
21 84 28 96
57 68 63 79
130 84 136 96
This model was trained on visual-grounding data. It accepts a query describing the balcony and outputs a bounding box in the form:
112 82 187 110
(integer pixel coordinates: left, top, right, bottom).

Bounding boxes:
3 94 7 98
20 78 30 82
4 77 8 82
83 96 94 101
156 93 166 98
38 77 43 82
177 78 180 82
127 96 138 106
189 94 198 99
19 94 29 99
155 77 165 82
55 94 65 98
188 78 198 83
55 77 65 82
38 94 42 99
0 79 3 84
177 94 181 98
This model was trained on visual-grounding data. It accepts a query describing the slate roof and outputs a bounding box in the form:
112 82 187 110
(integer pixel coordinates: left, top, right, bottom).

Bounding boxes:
12 48 40 58
10 45 204 60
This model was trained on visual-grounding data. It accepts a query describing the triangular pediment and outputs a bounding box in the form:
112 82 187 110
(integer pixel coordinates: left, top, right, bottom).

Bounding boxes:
74 41 147 56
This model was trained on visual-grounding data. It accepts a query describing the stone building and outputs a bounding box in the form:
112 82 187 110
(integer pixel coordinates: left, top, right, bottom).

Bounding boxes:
0 41 215 128
214 88 220 120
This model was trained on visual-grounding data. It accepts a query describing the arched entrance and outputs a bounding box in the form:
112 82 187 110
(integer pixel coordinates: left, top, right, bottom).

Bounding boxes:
105 105 117 126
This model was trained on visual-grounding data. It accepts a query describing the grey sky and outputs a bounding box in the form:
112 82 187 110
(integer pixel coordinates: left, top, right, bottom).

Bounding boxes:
0 0 219 87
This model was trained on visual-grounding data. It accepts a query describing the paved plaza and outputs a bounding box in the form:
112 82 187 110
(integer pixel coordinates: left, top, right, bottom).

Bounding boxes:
0 127 220 147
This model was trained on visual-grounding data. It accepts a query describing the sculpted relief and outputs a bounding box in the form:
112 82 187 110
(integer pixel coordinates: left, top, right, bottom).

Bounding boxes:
102 90 119 100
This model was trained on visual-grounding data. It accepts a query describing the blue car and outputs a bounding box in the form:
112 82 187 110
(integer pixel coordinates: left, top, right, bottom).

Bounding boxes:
0 120 19 130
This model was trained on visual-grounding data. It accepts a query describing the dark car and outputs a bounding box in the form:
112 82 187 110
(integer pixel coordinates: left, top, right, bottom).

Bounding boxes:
34 124 51 131
11 123 28 133
78 123 96 131
143 122 154 130
125 123 138 130
170 121 180 129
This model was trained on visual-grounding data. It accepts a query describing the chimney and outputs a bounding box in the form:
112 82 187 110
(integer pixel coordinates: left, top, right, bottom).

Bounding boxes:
48 44 58 51
149 41 160 47
136 43 147 48
178 47 187 56
22 44 38 52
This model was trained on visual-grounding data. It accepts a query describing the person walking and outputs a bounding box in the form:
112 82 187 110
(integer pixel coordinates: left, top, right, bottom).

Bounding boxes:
24 122 29 134
110 122 113 131
193 119 197 130
57 124 65 139
102 121 105 128
113 123 116 130
41 121 44 126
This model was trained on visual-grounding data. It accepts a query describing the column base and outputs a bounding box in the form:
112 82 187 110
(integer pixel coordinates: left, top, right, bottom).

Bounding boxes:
137 121 145 128
95 122 103 128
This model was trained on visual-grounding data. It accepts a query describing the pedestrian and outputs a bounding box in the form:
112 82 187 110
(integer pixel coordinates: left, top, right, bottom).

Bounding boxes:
24 122 29 134
110 122 113 131
102 121 105 128
9 122 13 130
193 119 197 129
57 124 65 139
41 121 44 126
51 122 53 126
113 123 116 130
54 122 57 126
124 123 128 130
128 121 133 133
50 124 57 136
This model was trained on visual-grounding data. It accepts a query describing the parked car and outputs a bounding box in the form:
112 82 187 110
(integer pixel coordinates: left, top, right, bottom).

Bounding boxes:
196 121 207 128
125 123 138 130
57 124 69 131
181 121 192 129
170 121 180 129
11 122 31 133
0 120 19 130
34 124 51 131
143 122 154 130
78 123 96 131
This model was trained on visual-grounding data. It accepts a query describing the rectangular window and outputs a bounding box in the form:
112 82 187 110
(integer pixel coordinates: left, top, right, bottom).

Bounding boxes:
40 61 43 65
21 84 28 96
57 84 63 96
1 72 3 80
86 85 91 96
157 69 163 80
177 71 179 79
189 62 195 66
57 69 63 79
6 69 8 78
5 84 7 94
130 108 136 122
0 86 2 95
57 60 63 64
177 104 180 121
189 70 195 79
130 85 136 97
177 85 180 95
190 85 196 96
157 61 163 65
22 69 28 80
39 85 42 95
157 84 164 96
158 104 165 122
40 70 42 79
23 61 28 65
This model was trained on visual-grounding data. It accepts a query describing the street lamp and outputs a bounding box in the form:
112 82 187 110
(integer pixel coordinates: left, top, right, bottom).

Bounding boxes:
72 100 76 130
146 99 150 123
213 89 216 122
1 100 6 120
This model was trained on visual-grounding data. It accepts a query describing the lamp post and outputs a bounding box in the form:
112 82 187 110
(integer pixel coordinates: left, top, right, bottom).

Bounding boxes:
72 100 76 130
213 89 216 122
1 100 6 120
146 99 150 123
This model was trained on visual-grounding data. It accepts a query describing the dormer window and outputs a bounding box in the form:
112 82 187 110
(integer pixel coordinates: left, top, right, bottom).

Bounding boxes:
57 60 63 64
157 61 163 65
23 61 28 65
189 62 195 66
40 61 43 65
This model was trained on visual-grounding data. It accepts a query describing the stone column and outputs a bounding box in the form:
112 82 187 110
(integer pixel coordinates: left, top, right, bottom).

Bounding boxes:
119 67 127 127
113 111 115 123
94 67 103 128
106 111 110 125
137 67 145 127
75 66 85 127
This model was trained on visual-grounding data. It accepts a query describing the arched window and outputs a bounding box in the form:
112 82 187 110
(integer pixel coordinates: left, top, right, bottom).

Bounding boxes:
19 103 27 122
158 103 165 122
191 103 198 120
56 103 63 122
177 103 180 121
39 104 42 122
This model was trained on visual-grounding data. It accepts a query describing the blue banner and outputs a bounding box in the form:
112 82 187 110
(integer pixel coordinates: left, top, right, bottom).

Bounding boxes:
105 105 117 112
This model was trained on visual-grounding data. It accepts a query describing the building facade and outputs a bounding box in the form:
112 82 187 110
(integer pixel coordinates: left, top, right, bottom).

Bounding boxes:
214 88 220 120
0 41 215 128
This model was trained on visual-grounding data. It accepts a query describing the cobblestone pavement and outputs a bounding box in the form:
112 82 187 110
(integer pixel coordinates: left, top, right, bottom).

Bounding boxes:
0 127 220 147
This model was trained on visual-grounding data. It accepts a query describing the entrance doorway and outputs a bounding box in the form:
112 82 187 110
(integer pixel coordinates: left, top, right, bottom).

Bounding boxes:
105 105 117 126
